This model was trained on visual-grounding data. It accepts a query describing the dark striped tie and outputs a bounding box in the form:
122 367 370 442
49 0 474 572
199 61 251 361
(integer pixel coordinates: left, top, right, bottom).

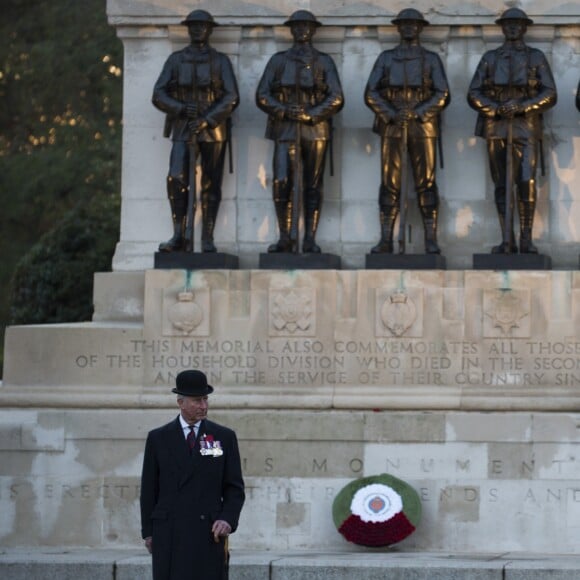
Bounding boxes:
187 425 196 454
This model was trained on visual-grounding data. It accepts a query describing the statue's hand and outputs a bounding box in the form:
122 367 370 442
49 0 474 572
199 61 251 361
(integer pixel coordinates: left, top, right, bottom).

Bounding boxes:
286 104 312 123
186 102 198 119
497 100 525 118
396 108 416 125
188 118 208 134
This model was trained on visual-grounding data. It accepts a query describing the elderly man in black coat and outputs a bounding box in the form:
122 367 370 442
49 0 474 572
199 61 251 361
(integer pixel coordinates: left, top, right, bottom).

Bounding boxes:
140 370 245 580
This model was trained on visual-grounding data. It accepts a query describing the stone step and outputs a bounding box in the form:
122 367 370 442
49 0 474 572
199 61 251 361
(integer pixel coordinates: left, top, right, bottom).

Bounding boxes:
2 550 580 580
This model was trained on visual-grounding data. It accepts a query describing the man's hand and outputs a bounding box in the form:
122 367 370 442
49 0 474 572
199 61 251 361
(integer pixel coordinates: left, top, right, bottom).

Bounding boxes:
144 536 153 554
286 104 312 123
498 100 525 118
212 519 232 543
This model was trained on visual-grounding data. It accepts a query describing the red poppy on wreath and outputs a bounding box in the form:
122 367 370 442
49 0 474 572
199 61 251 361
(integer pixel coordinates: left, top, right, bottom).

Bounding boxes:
332 473 421 547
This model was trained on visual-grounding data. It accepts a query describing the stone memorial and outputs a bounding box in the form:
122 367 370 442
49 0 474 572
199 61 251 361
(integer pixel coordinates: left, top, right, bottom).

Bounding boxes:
1 0 580 567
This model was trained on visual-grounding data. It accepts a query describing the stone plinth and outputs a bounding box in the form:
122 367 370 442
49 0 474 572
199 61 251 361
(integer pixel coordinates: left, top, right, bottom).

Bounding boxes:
3 269 579 410
1 269 580 552
2 408 580 552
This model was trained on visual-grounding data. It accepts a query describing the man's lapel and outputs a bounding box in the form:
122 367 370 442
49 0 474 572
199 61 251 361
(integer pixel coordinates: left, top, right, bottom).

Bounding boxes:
166 416 194 485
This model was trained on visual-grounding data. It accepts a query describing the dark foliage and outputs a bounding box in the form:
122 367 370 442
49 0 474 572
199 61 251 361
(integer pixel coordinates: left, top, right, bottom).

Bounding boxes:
0 0 123 372
9 193 120 324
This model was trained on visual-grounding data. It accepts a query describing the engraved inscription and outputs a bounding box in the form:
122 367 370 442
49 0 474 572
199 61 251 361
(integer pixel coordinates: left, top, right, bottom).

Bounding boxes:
69 338 580 388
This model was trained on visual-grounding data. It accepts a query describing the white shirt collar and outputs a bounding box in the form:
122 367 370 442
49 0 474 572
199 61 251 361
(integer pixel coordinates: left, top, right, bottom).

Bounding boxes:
179 414 201 437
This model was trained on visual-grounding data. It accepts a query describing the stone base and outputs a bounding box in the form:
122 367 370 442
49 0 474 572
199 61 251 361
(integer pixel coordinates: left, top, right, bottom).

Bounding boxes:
365 253 447 270
2 550 580 580
154 251 239 270
2 269 580 552
259 253 341 270
473 253 552 270
1 407 580 552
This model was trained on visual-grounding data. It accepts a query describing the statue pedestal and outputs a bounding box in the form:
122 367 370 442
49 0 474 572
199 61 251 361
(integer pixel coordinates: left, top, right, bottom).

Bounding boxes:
154 251 239 270
473 253 552 270
259 253 341 270
365 253 447 270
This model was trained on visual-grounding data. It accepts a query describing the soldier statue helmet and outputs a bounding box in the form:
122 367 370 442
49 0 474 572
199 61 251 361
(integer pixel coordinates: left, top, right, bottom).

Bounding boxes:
391 8 430 26
181 9 219 26
284 10 322 27
495 7 533 25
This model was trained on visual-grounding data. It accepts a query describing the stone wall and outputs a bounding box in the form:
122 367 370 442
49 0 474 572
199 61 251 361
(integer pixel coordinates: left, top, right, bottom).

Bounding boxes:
3 407 580 552
1 269 579 550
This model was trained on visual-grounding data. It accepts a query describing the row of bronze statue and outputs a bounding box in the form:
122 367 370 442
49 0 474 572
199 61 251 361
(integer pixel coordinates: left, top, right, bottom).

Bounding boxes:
152 8 570 258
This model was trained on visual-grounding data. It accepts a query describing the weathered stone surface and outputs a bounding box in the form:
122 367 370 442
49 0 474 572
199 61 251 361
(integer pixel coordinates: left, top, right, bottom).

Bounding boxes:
4 271 579 411
3 551 580 580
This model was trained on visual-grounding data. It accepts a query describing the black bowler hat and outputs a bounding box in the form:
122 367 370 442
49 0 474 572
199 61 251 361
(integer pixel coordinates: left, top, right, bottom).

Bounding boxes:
172 370 214 397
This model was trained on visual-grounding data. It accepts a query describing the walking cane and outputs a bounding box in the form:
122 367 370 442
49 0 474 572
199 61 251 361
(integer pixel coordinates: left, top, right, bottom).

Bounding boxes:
224 536 230 580
398 120 409 254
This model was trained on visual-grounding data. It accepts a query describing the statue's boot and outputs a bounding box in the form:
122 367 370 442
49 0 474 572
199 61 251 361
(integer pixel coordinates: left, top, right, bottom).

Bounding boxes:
303 205 321 253
491 202 517 254
518 199 538 254
371 206 397 253
201 201 219 253
268 198 296 253
159 183 187 252
418 192 441 254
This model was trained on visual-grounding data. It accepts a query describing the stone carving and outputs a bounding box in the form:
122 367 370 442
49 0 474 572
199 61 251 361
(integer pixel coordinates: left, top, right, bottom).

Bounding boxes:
256 10 344 254
152 9 239 253
484 289 529 337
270 289 315 335
467 8 557 255
167 291 204 334
380 290 417 337
364 8 450 254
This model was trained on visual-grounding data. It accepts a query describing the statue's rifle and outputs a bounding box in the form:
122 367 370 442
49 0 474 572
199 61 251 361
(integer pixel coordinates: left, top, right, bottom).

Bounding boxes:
503 70 515 254
398 71 410 254
398 120 409 254
289 59 303 254
184 64 199 253
503 115 515 253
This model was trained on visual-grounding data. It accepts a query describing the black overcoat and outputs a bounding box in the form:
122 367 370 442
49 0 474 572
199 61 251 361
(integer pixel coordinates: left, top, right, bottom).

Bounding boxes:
140 416 245 580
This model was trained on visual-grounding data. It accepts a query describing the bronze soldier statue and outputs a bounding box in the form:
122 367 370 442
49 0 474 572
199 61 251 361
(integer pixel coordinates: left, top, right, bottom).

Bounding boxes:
256 10 344 253
467 8 557 254
153 9 239 253
365 8 450 254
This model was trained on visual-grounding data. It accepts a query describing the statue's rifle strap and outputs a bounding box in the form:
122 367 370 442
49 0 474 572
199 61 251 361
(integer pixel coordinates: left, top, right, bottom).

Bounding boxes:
226 117 234 174
437 115 444 170
328 119 334 177
539 138 545 177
